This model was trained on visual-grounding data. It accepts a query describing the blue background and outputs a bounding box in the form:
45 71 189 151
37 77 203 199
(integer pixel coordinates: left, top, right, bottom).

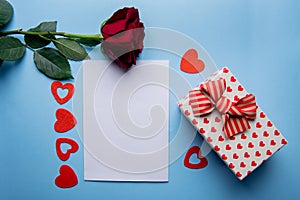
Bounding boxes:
1 0 299 199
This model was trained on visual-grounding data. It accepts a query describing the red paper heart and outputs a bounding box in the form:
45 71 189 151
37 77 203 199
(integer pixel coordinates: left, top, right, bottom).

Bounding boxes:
180 49 205 74
54 108 77 133
55 165 78 188
56 138 79 161
229 163 235 169
184 146 208 169
51 81 74 105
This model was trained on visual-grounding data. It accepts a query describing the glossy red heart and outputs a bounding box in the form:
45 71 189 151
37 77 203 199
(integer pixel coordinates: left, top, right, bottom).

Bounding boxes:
184 146 208 169
180 49 205 74
54 108 77 133
51 81 74 105
56 138 79 161
55 165 78 188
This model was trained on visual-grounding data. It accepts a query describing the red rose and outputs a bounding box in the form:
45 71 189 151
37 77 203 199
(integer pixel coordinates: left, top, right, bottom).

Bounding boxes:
101 7 145 70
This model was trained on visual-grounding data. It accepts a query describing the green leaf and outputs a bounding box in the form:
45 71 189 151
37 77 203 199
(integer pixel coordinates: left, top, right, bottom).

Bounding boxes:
0 36 26 61
24 21 57 49
53 38 88 61
0 0 13 28
73 38 101 47
34 47 73 80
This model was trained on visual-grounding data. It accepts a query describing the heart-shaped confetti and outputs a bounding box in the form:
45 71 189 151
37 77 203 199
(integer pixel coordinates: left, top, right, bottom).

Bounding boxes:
51 81 74 105
55 165 78 188
56 138 79 161
180 49 205 74
54 108 77 133
184 146 208 169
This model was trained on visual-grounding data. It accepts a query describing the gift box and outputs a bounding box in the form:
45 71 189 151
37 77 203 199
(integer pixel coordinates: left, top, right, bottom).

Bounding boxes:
178 67 287 180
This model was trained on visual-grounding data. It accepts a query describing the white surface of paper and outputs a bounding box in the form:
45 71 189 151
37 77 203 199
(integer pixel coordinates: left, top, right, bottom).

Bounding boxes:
83 60 169 182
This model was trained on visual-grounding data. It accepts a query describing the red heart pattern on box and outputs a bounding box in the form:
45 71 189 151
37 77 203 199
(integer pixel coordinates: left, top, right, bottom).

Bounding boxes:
178 67 287 180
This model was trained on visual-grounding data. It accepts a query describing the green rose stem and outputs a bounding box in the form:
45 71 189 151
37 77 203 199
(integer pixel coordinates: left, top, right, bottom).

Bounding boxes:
0 29 102 40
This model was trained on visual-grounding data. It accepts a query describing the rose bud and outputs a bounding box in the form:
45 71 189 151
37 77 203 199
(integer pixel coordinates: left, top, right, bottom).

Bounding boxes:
101 7 145 70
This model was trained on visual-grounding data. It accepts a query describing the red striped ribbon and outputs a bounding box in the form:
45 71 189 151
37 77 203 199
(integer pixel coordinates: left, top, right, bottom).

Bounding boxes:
189 78 257 138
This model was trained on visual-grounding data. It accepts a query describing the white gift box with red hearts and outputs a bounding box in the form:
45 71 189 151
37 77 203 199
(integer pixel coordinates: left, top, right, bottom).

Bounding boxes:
178 67 287 180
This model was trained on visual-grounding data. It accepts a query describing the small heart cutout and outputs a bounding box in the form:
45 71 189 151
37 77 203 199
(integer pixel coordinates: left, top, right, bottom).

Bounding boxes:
180 49 205 74
184 146 208 169
51 81 74 105
55 165 78 188
56 138 79 161
54 108 77 133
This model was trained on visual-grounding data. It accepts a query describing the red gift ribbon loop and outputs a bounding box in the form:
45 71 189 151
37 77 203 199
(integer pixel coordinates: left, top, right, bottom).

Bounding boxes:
189 78 257 138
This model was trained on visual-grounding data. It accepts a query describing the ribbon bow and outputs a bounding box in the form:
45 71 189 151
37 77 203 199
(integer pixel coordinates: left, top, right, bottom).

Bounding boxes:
189 78 257 138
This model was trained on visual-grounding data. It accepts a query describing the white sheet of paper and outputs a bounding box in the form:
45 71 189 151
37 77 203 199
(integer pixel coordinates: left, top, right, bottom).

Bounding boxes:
83 60 169 182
